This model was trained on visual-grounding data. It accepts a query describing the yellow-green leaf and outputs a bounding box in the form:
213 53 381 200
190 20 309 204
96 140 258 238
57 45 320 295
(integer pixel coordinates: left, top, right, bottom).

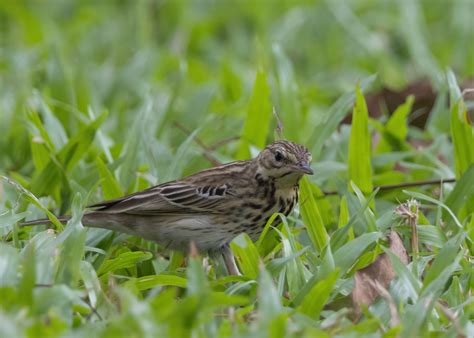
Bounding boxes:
96 157 123 200
348 84 373 194
237 72 271 159
299 177 328 253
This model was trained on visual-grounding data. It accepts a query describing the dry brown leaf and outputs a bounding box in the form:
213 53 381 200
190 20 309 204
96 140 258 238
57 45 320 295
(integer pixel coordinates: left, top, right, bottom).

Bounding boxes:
343 77 474 129
351 231 408 321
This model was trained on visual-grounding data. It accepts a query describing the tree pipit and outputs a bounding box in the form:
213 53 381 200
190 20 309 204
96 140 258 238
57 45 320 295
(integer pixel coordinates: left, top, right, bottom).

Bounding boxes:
23 140 313 275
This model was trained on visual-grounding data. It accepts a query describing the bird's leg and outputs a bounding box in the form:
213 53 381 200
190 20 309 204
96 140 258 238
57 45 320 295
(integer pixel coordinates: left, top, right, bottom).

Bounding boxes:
222 244 241 276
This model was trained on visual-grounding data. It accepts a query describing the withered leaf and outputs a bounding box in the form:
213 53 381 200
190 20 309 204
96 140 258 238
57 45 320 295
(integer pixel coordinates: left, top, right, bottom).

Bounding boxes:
351 231 408 321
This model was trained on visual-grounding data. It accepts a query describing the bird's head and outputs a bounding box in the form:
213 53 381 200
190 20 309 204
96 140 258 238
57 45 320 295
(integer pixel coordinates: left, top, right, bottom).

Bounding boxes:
256 140 313 187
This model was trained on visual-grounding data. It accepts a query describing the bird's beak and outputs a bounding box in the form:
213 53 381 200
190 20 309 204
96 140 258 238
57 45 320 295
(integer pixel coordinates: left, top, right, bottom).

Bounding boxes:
297 163 314 175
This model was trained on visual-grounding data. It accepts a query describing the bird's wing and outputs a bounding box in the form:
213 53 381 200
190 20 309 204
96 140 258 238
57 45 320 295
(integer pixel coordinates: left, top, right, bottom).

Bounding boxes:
88 181 237 215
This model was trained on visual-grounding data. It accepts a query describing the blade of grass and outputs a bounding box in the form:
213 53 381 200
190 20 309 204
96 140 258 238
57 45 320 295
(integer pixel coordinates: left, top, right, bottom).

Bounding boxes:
237 71 271 159
445 165 474 217
333 232 381 275
403 190 463 229
348 83 373 194
299 177 329 253
447 70 474 178
298 269 339 319
96 157 123 200
231 233 260 279
307 75 376 157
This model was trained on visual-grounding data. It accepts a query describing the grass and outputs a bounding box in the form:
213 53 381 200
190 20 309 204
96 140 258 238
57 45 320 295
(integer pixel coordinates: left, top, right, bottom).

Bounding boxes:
0 1 473 337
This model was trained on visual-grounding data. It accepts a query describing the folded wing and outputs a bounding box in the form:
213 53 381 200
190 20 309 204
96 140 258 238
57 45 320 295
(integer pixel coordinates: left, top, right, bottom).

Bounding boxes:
88 181 236 215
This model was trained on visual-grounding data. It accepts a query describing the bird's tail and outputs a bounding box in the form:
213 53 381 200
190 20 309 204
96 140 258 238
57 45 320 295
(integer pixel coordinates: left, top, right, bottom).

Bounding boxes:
20 216 71 227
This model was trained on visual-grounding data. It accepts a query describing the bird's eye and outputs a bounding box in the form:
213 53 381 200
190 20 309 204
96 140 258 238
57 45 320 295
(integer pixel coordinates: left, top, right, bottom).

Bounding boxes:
274 151 283 162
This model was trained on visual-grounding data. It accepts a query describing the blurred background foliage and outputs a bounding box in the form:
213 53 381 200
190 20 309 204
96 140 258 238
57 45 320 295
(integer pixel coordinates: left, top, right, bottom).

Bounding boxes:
0 0 473 337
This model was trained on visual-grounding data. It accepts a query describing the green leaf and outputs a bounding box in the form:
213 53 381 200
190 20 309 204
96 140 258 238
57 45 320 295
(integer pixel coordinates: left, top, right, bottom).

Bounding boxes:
298 269 339 319
338 196 349 228
309 182 335 227
331 188 379 250
98 251 153 276
1 176 64 231
19 242 36 306
448 70 474 178
338 196 354 241
422 233 464 290
403 190 463 229
26 108 56 152
278 227 307 297
385 95 414 141
208 292 248 307
468 216 474 255
265 246 309 276
55 224 87 285
30 111 108 198
0 210 29 230
30 137 50 172
231 233 260 279
333 232 381 274
127 274 187 290
299 177 328 253
376 95 414 152
445 165 474 216
79 260 102 309
237 71 271 159
186 254 208 296
118 102 154 189
417 225 447 248
291 244 335 307
257 266 283 322
273 44 301 140
348 83 373 194
383 248 420 300
402 249 463 337
57 111 108 172
350 182 377 232
307 75 376 156
0 244 20 286
96 157 123 200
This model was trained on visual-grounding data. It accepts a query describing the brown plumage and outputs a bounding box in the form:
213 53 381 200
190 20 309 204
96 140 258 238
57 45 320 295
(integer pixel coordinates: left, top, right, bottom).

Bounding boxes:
23 140 313 274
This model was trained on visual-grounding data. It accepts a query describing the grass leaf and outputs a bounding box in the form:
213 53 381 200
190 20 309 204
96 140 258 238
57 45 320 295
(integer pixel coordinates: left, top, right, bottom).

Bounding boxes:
447 70 474 178
299 177 329 253
348 83 373 194
96 157 123 200
237 72 272 159
298 269 339 319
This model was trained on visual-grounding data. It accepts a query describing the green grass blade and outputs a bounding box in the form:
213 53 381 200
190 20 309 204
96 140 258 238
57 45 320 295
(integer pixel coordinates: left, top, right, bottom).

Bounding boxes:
383 248 420 301
307 75 376 157
237 71 271 159
403 190 463 229
348 83 373 194
333 232 381 275
19 241 36 306
421 233 464 290
97 251 153 276
1 176 64 231
298 269 339 319
127 274 187 290
448 70 474 178
231 233 260 279
376 95 414 153
257 266 283 322
96 157 123 200
299 177 329 253
0 244 20 286
445 165 474 217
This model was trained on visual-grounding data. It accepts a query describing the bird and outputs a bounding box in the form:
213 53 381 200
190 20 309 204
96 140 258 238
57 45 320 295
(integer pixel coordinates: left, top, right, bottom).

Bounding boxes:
22 140 313 275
